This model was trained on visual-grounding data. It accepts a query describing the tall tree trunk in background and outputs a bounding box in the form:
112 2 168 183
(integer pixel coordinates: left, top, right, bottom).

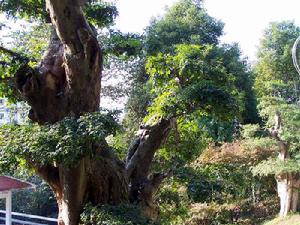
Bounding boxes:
272 112 300 217
276 150 300 216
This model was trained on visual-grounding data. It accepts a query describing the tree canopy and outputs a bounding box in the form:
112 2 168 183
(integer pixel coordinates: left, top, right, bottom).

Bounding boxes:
145 0 223 55
253 21 300 177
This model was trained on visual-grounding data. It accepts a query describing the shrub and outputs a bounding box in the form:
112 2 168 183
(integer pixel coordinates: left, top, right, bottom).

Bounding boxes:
80 203 155 225
185 198 279 225
156 182 189 225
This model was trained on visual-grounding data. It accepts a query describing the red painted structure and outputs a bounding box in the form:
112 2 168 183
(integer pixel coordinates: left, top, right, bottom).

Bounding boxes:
0 176 32 191
0 176 33 225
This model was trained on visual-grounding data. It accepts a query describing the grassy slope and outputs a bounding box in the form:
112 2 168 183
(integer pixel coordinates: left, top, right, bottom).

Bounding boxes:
262 214 300 225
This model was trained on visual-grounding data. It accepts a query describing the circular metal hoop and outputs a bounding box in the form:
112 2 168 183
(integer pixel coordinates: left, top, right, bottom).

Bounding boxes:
292 35 300 77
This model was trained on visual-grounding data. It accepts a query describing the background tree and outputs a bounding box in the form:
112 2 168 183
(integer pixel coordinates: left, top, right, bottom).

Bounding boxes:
123 0 225 131
252 21 300 216
145 0 223 55
121 1 260 223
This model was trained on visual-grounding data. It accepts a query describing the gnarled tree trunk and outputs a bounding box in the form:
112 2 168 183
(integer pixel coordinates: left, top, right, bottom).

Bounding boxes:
15 1 128 224
12 1 173 224
276 173 300 217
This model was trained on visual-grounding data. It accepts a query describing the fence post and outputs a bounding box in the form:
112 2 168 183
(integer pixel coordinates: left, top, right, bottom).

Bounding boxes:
5 191 12 225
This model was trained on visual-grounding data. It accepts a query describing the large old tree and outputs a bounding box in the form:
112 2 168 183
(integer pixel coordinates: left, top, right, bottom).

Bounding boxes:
1 1 128 224
0 0 250 224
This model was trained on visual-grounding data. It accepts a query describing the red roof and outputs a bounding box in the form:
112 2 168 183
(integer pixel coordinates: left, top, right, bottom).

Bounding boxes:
0 176 32 191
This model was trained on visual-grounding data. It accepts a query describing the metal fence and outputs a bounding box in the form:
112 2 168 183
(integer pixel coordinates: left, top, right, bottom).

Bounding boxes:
0 211 57 225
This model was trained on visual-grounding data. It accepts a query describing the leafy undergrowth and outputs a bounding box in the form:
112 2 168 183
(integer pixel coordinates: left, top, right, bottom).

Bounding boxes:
185 198 278 225
262 214 300 225
80 204 155 225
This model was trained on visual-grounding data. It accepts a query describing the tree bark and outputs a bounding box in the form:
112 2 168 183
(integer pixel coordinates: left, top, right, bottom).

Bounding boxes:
32 144 128 225
11 0 173 224
277 173 300 217
125 118 175 219
16 0 102 124
54 147 128 225
14 1 128 224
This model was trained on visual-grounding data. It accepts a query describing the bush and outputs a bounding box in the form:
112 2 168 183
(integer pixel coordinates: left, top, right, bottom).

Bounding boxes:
80 203 156 225
185 198 279 225
156 182 189 225
185 202 243 225
241 124 261 139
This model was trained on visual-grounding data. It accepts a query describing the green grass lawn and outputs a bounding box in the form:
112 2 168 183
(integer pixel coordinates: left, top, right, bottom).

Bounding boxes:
262 214 300 225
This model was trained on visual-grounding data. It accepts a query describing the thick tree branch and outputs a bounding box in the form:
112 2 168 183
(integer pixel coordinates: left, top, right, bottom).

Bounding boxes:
137 172 169 206
125 118 175 179
45 0 100 64
125 118 175 213
268 111 289 159
42 0 102 120
46 0 93 54
148 171 172 194
27 158 60 192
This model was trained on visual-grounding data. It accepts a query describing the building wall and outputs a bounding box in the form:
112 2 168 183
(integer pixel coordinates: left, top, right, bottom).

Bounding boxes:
0 98 27 125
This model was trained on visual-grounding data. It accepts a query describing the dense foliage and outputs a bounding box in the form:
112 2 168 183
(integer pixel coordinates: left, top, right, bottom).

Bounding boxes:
0 0 118 28
146 44 240 119
0 112 120 170
253 21 300 176
80 204 154 225
145 0 223 55
0 0 299 224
